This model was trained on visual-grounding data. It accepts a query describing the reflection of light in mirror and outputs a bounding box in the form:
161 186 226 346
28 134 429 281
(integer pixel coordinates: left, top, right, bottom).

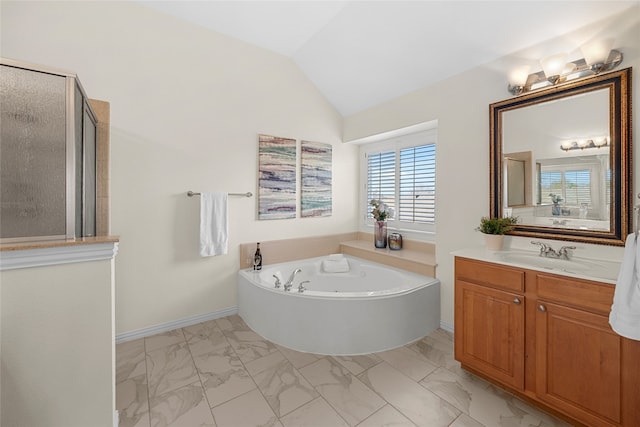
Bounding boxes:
560 136 610 152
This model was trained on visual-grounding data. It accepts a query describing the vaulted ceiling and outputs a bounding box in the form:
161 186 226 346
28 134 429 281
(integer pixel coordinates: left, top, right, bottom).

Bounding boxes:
137 1 637 116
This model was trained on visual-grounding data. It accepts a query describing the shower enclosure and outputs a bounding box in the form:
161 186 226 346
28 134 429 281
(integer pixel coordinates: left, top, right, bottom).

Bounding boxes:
1 58 97 242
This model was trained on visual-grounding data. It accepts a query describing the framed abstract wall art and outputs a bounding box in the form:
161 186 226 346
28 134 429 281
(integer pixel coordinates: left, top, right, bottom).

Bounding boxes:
258 134 297 220
301 140 332 217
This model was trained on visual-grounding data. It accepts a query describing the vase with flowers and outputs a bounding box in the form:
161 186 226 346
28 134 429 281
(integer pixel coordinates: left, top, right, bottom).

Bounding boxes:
549 193 563 216
370 199 394 248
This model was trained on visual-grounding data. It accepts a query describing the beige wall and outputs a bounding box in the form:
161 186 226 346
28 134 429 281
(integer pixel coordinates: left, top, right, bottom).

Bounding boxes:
0 1 359 334
343 8 640 327
1 259 115 427
1 2 638 335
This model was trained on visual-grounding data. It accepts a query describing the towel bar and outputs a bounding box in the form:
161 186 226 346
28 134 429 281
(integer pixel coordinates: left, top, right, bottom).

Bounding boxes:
187 191 252 198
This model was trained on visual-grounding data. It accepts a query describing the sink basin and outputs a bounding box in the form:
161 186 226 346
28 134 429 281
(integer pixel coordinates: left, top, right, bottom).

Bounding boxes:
497 251 620 282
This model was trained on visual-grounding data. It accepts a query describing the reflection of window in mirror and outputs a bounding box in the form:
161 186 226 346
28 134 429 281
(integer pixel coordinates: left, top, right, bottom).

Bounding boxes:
537 155 608 220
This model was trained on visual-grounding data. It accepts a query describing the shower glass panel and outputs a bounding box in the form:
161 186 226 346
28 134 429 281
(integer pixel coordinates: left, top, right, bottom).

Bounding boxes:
0 60 98 242
0 65 67 239
83 104 97 237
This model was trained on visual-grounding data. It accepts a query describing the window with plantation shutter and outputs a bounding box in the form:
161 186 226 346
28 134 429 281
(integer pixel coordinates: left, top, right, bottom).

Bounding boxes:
399 144 435 223
361 129 437 235
366 150 396 220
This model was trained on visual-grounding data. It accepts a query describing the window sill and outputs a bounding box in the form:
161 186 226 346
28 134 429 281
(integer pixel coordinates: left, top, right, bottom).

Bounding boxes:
340 238 437 278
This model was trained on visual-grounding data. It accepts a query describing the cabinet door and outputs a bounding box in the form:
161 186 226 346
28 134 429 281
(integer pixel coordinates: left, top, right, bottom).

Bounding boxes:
536 301 621 427
455 280 525 390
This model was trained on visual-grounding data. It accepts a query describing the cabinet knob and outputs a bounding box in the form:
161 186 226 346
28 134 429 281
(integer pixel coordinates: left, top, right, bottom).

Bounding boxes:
538 304 547 312
513 298 521 305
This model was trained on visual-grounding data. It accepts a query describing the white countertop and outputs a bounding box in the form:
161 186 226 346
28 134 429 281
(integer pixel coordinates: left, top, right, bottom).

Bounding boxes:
452 247 620 285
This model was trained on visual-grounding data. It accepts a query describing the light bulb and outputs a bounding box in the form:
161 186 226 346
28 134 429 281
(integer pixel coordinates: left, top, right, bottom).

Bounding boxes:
581 39 614 67
540 53 568 83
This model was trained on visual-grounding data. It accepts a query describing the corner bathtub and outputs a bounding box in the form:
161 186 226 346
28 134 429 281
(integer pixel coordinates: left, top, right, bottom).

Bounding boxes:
238 254 440 355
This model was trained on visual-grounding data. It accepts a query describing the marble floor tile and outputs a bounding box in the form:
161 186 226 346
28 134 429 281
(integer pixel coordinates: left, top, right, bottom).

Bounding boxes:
299 357 385 426
183 320 230 357
211 388 283 427
149 382 215 427
419 367 477 415
193 344 256 408
215 314 250 332
359 362 460 427
115 317 571 427
275 344 323 369
147 342 200 398
145 328 186 353
223 328 279 364
376 346 439 382
118 410 150 427
419 368 566 427
488 384 572 427
280 397 349 427
428 328 454 345
356 404 416 427
116 338 147 384
245 351 318 417
116 374 149 418
408 336 459 372
449 413 485 427
333 354 382 376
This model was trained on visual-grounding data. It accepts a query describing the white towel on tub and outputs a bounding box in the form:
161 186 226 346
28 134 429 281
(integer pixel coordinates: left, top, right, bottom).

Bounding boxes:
199 192 228 257
323 257 350 273
609 233 640 340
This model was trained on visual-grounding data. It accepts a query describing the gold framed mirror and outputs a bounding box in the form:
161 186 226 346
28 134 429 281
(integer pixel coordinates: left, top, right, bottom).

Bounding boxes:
490 67 632 246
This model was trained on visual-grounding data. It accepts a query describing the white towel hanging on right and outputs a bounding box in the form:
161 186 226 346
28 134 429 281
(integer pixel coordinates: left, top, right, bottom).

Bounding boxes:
609 233 640 341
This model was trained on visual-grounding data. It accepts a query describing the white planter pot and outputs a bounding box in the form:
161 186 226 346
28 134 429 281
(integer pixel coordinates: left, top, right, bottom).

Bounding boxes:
484 234 505 251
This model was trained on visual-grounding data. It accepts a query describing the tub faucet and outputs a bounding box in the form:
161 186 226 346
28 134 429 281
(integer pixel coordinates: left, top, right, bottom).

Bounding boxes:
284 268 302 292
272 275 281 288
298 281 310 293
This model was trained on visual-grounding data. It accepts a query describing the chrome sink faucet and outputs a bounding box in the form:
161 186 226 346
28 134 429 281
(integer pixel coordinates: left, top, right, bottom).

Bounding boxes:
531 241 576 260
557 245 576 260
284 268 302 292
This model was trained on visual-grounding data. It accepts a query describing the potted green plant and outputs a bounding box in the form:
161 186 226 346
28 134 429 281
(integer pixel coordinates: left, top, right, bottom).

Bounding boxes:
476 216 518 250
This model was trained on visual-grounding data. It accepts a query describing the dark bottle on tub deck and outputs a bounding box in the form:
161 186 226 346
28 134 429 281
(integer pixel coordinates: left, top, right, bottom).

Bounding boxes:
253 243 262 270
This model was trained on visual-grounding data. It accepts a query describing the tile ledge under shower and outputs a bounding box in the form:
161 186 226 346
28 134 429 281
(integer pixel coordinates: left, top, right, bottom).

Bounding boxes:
1 235 120 252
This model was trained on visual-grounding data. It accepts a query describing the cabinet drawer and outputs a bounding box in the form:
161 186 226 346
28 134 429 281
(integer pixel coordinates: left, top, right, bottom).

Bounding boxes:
455 257 524 292
537 273 614 314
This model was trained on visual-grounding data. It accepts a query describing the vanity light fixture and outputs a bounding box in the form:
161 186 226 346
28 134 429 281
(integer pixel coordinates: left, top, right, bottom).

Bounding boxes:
560 137 610 152
540 53 568 85
507 42 623 96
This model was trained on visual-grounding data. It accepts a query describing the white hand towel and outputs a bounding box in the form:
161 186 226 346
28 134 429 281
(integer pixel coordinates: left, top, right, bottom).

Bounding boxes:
609 233 640 340
199 192 228 257
323 258 350 273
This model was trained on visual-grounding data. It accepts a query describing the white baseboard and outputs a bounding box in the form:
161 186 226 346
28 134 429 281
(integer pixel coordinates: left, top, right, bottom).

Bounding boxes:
440 320 454 334
116 308 452 345
115 306 238 344
114 410 119 427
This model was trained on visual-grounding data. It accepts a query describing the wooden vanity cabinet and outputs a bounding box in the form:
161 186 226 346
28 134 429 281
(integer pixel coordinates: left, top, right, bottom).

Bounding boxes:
454 256 640 427
454 258 525 390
